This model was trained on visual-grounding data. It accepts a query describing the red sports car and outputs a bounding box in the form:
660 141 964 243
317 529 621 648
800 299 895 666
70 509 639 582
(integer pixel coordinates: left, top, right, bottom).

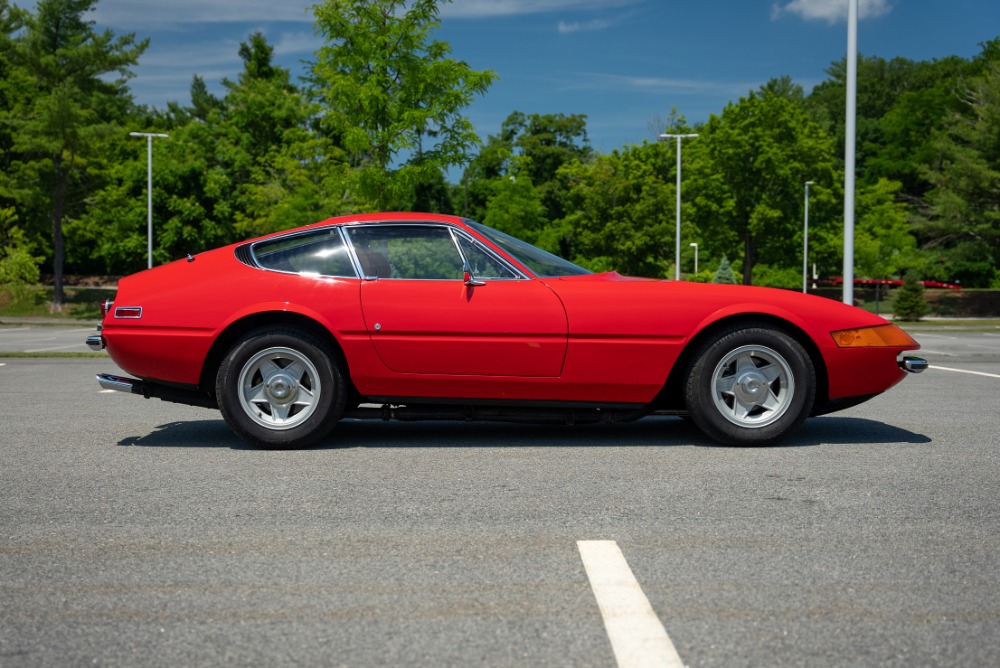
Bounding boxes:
87 212 926 448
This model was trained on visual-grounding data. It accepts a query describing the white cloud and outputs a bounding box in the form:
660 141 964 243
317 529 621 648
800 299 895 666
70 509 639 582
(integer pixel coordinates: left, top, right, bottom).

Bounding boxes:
565 72 759 98
90 0 315 29
441 0 641 19
85 0 644 28
557 18 614 33
772 0 894 23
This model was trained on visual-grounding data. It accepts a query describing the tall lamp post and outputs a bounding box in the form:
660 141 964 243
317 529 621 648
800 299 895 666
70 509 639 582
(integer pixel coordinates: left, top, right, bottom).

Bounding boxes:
690 242 698 275
660 133 698 280
843 0 858 304
803 181 814 293
130 131 169 269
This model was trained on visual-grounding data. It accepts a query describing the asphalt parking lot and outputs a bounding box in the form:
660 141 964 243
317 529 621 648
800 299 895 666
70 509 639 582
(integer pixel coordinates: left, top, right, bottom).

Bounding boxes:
0 327 998 666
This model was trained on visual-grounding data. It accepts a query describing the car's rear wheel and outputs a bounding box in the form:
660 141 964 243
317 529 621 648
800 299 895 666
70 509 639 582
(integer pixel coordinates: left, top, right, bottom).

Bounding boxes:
684 324 815 446
217 327 345 449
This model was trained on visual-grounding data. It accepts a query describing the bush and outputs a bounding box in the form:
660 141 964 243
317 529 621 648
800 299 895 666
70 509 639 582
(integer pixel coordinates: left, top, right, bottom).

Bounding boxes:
893 270 930 321
0 227 42 306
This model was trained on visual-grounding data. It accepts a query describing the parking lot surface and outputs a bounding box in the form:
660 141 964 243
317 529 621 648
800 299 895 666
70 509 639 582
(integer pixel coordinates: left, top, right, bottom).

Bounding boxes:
0 330 998 666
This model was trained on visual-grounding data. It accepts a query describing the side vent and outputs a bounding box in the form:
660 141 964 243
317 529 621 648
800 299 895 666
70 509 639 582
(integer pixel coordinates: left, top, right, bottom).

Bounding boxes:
234 243 256 268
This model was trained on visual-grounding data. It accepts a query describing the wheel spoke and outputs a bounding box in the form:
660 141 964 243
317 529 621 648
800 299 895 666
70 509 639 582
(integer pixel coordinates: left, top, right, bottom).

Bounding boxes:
245 381 270 406
715 372 736 397
731 396 753 421
758 361 784 385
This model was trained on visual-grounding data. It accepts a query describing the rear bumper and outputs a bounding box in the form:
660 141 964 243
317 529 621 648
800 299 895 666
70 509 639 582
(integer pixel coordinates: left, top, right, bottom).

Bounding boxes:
86 334 105 351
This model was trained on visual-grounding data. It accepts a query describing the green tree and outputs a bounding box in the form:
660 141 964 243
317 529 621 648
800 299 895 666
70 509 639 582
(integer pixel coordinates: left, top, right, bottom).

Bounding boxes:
311 0 496 209
917 41 1000 288
481 157 547 242
544 141 673 277
461 111 592 224
853 178 919 280
6 0 146 305
689 90 838 285
75 33 345 274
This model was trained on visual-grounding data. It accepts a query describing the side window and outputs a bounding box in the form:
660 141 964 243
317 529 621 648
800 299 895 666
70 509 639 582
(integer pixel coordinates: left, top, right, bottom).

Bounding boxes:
456 235 519 280
252 229 356 277
347 226 464 280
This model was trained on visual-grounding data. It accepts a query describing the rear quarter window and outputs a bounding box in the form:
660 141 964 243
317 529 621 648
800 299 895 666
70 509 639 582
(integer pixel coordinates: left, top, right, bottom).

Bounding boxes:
252 229 357 277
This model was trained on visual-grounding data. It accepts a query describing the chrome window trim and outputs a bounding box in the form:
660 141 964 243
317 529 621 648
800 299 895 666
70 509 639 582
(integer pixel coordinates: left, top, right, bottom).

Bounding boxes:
246 226 359 279
342 221 528 281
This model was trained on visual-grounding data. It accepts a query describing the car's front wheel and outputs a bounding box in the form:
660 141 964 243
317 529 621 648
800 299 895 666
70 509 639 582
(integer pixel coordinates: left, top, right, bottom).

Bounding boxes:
216 327 345 449
684 324 815 446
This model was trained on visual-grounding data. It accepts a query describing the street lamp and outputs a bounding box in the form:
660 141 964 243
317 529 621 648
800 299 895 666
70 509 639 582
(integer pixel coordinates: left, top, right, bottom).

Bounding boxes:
690 242 698 275
660 133 698 280
843 0 858 304
129 131 169 269
803 181 814 293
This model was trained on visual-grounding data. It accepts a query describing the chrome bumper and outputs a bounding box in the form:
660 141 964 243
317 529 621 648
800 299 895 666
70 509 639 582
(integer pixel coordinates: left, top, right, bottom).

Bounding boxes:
86 334 105 351
899 356 928 373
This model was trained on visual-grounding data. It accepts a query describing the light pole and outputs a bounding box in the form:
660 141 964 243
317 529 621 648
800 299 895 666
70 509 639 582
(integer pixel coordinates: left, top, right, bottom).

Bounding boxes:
803 181 814 293
660 133 698 280
690 242 698 275
843 0 858 304
130 131 169 269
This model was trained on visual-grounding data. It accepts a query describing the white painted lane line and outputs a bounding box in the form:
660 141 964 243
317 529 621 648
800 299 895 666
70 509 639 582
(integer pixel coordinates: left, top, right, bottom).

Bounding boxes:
915 333 957 339
929 365 1000 379
25 345 83 352
578 540 684 668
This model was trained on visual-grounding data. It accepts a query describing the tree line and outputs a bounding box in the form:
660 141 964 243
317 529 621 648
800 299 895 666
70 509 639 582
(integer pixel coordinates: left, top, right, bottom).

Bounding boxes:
1 0 998 307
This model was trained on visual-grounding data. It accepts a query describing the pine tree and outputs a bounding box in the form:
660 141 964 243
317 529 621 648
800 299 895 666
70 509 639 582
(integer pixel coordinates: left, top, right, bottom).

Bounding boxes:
712 255 738 284
893 270 930 321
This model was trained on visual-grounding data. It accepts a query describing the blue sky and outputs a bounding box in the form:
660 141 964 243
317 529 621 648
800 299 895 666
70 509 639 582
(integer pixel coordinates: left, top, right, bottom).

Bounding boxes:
72 0 1000 154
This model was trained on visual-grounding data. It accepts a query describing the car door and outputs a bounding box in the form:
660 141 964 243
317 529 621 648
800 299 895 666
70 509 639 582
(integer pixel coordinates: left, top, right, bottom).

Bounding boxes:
347 224 568 377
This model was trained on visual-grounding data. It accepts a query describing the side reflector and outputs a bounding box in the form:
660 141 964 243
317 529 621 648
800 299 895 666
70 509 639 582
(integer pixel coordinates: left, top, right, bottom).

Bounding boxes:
832 324 917 348
114 306 143 319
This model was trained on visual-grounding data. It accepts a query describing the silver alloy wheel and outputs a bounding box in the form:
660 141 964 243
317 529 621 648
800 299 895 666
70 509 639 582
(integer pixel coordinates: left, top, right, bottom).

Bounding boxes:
710 344 795 428
237 346 322 430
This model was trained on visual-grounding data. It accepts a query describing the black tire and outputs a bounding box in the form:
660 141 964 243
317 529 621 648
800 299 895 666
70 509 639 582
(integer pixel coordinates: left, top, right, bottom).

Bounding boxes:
684 324 815 446
216 327 346 449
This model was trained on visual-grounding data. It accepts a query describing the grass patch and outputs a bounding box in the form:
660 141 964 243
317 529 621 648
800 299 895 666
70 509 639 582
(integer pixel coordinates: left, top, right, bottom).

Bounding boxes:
0 351 108 358
897 318 1000 331
0 285 109 320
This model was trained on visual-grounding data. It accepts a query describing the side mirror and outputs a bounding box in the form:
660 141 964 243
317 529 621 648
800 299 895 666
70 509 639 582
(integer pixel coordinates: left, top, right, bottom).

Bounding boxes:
463 261 486 287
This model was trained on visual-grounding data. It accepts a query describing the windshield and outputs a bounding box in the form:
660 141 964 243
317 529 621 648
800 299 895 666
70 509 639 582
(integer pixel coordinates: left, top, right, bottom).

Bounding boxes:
465 220 591 278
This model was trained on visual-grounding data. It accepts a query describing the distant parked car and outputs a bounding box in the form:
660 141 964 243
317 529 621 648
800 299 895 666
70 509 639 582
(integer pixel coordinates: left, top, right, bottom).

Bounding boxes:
88 212 926 448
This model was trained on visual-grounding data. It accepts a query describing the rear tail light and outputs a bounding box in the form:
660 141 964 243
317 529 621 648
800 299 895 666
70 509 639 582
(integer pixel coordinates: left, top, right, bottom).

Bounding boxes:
101 298 114 318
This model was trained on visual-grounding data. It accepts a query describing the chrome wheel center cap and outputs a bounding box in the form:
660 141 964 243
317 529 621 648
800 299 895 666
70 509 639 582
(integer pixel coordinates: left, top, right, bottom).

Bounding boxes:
266 373 297 402
736 371 767 399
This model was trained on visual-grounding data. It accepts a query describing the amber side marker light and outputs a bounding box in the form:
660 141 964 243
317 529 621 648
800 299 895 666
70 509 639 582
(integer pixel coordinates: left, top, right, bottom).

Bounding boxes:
832 324 918 348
